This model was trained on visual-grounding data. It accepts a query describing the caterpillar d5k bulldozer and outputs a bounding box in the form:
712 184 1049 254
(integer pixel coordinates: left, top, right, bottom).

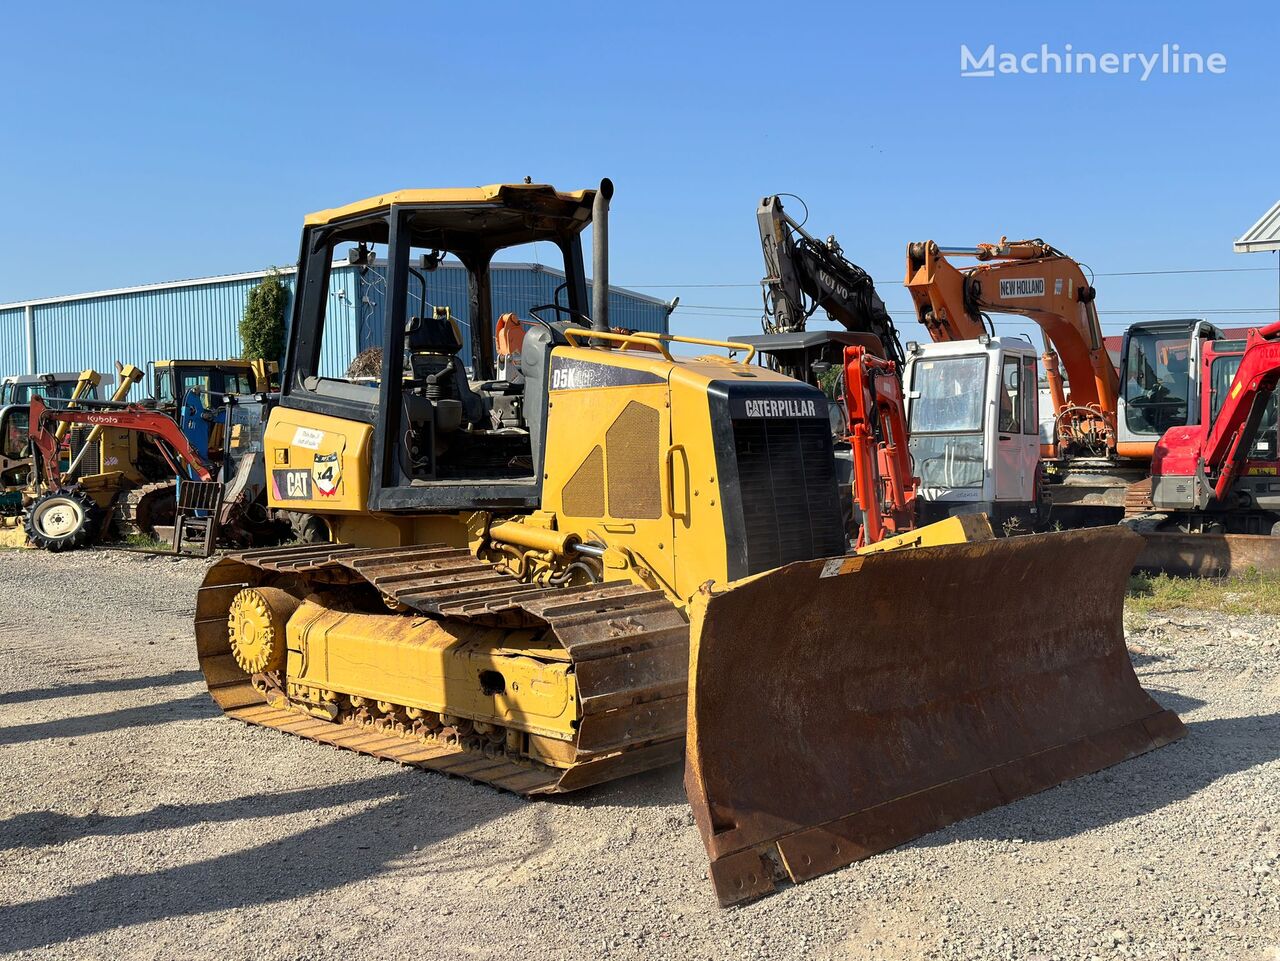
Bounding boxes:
196 181 1184 905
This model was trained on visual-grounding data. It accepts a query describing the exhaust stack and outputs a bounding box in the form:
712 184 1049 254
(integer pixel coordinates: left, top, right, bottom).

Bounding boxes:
592 178 614 333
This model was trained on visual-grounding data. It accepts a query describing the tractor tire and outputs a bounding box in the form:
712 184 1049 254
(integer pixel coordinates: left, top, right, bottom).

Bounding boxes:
24 486 102 552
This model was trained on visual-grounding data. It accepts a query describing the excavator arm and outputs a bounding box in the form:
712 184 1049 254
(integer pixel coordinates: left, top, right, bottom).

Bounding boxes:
758 196 903 366
905 238 1119 454
843 344 917 545
28 395 215 491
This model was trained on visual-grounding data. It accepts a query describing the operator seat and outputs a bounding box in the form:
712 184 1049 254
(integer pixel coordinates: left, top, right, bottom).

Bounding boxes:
404 312 485 427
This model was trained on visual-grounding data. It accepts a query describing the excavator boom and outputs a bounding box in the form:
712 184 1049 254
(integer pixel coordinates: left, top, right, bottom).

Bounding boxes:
843 345 917 545
28 395 215 489
757 195 903 367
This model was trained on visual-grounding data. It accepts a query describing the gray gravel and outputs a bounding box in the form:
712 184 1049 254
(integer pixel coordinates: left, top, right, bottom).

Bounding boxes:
0 547 1277 960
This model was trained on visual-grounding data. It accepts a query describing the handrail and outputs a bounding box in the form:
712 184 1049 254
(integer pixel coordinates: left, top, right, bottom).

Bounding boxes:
560 328 757 364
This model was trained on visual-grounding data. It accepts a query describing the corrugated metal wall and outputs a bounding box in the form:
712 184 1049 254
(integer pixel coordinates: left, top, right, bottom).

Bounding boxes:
353 263 670 364
0 264 668 382
28 275 295 378
0 308 25 373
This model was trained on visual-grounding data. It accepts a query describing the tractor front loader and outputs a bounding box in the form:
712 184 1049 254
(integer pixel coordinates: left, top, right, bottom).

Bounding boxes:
193 181 1184 905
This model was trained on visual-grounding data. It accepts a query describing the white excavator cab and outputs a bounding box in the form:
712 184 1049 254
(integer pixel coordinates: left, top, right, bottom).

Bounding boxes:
903 337 1040 530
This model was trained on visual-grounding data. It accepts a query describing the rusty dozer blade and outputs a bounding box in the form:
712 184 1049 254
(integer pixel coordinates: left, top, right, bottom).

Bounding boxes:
685 527 1186 906
1134 531 1280 578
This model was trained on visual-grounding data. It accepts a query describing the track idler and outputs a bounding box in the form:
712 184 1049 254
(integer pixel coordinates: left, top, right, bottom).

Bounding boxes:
684 527 1186 906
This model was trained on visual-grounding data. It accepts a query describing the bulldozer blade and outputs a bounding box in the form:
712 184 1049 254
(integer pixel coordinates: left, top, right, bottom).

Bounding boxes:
685 527 1185 907
1135 531 1280 578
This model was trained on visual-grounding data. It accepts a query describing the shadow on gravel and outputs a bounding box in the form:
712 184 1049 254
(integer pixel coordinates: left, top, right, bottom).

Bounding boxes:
0 776 424 851
1145 687 1208 716
0 769 521 954
915 710 1280 848
0 670 201 707
0 693 213 746
555 760 686 811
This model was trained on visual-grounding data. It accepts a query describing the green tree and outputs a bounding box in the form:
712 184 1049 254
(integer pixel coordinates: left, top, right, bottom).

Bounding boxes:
240 268 289 361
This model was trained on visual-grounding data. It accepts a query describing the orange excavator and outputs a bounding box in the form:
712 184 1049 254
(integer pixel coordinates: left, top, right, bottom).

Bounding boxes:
905 238 1145 524
906 238 1118 456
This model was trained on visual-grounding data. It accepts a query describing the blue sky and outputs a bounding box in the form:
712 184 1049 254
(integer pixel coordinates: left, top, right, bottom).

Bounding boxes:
3 0 1278 346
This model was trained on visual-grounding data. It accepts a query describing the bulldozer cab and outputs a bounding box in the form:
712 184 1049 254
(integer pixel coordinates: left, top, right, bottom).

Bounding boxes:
277 183 601 515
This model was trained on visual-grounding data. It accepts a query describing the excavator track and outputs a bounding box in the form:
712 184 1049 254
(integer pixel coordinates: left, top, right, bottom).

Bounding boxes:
115 481 176 538
196 542 688 794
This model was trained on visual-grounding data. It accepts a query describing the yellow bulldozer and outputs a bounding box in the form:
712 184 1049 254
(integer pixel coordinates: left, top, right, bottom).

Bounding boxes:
195 181 1184 905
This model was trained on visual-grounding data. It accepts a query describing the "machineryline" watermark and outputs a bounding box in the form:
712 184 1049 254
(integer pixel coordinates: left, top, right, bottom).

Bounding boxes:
961 43 1227 80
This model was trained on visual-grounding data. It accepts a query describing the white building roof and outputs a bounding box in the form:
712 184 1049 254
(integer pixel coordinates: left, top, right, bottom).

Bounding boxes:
1235 200 1280 254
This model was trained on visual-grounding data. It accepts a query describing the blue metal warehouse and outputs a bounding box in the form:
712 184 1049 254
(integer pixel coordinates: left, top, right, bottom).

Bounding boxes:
0 262 673 380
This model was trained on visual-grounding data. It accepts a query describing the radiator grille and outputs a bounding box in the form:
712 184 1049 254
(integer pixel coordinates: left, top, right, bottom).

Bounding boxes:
731 417 844 575
606 401 662 519
562 445 605 517
66 426 101 480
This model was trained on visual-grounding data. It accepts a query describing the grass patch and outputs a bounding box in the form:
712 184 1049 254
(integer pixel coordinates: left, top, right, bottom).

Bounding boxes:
1127 567 1280 617
119 532 169 551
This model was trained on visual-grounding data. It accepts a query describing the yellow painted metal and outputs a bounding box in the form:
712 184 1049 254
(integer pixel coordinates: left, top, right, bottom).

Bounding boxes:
665 360 804 601
263 409 372 513
228 587 299 674
155 358 274 393
540 346 677 595
264 341 831 608
0 524 27 548
488 521 578 556
560 328 758 364
854 514 996 555
284 599 579 748
52 370 102 443
304 183 595 226
71 365 144 467
535 342 817 605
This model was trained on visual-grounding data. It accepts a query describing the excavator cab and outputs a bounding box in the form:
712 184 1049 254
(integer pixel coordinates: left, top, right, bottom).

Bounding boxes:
1205 337 1280 464
1116 319 1221 456
902 337 1041 529
1 372 88 405
1 405 31 514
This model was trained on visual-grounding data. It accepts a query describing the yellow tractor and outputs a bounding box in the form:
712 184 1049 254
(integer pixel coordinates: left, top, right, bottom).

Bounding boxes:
196 181 1183 904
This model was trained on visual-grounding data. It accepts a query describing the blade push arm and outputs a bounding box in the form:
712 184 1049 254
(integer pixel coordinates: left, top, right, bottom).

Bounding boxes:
758 196 903 366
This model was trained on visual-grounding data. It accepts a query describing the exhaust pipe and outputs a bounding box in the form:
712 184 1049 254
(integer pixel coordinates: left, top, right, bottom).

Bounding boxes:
592 178 614 333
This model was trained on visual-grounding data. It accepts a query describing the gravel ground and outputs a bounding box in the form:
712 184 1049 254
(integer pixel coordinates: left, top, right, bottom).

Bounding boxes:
0 548 1277 961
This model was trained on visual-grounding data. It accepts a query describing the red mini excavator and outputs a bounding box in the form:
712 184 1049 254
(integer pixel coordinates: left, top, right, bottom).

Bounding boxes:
24 395 216 551
1149 320 1280 534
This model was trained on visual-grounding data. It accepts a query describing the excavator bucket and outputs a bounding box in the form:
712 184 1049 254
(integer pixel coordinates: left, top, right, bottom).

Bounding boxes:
685 527 1185 906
